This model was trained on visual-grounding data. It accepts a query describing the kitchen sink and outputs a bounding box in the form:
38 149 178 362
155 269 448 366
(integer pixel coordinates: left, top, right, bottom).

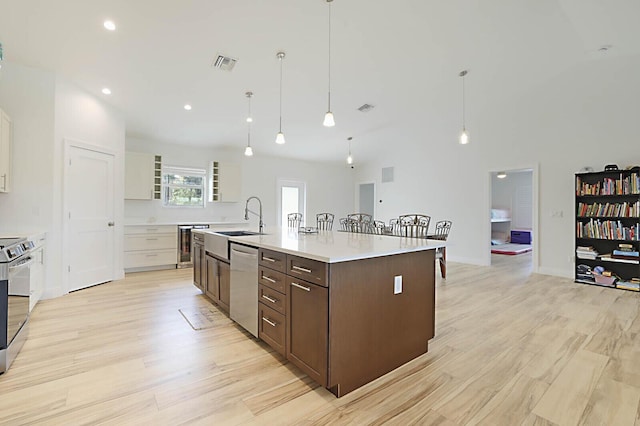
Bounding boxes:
205 230 262 260
214 230 261 237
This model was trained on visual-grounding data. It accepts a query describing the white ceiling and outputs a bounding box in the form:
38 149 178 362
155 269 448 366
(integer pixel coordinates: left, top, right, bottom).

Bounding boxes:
1 0 638 163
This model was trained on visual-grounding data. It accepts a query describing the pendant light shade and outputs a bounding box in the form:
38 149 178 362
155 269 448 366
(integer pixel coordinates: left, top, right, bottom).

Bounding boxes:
244 91 254 156
275 51 286 144
497 171 507 179
346 137 353 165
323 0 335 127
459 70 469 144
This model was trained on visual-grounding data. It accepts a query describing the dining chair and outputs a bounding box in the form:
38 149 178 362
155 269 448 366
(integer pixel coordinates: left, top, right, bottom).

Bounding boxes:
397 214 431 238
372 220 387 235
347 213 373 233
339 217 349 231
428 220 452 279
287 213 303 228
316 213 335 230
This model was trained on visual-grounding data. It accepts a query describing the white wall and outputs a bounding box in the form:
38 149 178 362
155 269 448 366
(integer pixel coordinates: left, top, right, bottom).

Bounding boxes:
0 63 125 299
53 77 126 295
354 54 640 277
125 138 355 230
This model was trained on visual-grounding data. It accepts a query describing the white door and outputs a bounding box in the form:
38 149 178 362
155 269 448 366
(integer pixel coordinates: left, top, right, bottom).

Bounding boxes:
277 179 306 227
67 144 115 292
359 183 375 217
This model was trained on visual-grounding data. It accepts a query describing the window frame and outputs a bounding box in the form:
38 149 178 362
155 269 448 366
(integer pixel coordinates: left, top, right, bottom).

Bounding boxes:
161 166 207 208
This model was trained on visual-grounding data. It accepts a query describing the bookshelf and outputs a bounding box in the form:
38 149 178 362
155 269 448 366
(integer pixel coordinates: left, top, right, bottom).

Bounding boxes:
575 170 640 291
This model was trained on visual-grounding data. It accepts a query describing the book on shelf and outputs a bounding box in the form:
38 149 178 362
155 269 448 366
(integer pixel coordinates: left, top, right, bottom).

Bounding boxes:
612 249 639 257
576 246 598 260
599 253 639 264
576 172 640 196
616 281 640 291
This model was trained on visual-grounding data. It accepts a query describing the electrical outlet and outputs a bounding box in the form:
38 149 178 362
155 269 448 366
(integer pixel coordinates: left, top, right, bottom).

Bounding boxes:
394 275 402 294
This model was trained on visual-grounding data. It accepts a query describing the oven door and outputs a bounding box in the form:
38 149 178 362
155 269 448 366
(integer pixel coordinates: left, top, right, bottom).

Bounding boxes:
7 255 32 346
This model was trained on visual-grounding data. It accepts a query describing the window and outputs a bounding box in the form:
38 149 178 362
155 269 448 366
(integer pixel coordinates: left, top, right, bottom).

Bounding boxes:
277 179 306 226
162 166 206 207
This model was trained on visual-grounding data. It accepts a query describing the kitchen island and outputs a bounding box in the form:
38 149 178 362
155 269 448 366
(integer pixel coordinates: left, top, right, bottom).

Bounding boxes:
199 228 444 397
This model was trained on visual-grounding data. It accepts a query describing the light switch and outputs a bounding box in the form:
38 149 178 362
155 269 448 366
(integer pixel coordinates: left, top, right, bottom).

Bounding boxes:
394 275 402 294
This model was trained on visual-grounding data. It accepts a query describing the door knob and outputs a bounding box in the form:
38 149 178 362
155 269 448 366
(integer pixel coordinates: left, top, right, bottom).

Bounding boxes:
108 222 115 227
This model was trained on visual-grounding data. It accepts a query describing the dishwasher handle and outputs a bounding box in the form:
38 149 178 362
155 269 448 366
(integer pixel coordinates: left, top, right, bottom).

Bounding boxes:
230 247 258 258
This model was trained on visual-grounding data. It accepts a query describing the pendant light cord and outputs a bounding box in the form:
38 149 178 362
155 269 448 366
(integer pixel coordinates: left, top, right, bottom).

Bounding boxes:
247 93 252 147
462 73 465 129
279 56 283 132
327 1 332 110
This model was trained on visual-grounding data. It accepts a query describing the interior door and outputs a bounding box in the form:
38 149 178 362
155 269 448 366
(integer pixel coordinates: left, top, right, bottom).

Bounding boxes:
277 179 306 227
358 183 375 217
67 144 115 292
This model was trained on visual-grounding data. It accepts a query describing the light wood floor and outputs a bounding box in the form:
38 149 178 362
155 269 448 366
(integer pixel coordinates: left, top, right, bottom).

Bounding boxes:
2 254 640 425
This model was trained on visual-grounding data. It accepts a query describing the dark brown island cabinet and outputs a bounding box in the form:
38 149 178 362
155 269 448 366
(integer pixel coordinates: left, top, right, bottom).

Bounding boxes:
258 247 435 397
192 232 230 312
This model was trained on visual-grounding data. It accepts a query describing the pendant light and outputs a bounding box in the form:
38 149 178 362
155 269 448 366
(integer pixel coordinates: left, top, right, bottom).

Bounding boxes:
497 171 507 179
459 70 469 144
275 52 286 144
323 0 336 127
346 137 353 165
244 91 254 156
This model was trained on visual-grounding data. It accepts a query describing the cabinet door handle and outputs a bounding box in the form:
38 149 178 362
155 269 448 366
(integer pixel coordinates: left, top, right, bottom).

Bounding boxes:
262 317 277 327
261 294 277 303
291 282 311 292
261 275 276 283
292 265 312 274
262 256 277 263
1 174 6 191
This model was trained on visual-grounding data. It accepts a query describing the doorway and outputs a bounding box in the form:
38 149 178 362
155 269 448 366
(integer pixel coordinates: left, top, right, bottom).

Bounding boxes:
358 183 375 217
64 141 116 292
277 179 306 227
489 168 538 270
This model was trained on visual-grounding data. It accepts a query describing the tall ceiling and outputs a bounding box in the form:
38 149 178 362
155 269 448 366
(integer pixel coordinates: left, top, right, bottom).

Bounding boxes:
1 0 638 163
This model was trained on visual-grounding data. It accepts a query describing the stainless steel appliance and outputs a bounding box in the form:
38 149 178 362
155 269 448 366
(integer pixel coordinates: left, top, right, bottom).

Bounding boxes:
178 224 209 268
1 237 34 374
230 242 258 337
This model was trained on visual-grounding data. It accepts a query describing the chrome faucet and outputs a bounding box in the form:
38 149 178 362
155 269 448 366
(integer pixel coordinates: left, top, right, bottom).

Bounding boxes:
244 196 264 234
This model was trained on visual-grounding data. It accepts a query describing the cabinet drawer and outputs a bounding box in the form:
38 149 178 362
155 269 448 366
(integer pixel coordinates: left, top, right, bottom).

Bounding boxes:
124 225 177 235
259 266 287 294
124 249 177 269
287 255 328 287
259 303 286 356
125 234 177 251
259 284 286 315
259 248 286 272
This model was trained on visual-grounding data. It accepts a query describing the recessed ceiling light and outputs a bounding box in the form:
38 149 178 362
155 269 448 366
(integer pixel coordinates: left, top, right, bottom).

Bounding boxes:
101 88 111 95
103 20 116 31
184 104 192 111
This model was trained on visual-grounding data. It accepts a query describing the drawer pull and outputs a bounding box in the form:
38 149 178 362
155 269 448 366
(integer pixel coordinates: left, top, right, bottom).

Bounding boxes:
262 275 276 283
291 282 311 292
145 254 159 257
262 256 277 263
261 294 278 303
292 265 312 274
262 317 277 327
146 238 158 241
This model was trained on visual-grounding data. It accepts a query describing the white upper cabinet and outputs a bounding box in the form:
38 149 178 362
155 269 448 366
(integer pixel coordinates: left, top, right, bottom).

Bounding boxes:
125 151 161 200
211 161 241 202
0 108 12 193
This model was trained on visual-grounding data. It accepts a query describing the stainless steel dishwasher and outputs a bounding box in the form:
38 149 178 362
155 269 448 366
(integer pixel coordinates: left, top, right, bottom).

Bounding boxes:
230 242 258 337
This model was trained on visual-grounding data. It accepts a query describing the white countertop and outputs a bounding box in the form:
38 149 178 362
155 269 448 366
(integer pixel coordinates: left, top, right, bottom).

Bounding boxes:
215 228 444 263
124 221 245 227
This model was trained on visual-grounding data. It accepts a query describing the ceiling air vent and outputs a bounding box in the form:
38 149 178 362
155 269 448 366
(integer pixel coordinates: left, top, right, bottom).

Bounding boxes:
357 103 375 113
212 54 237 71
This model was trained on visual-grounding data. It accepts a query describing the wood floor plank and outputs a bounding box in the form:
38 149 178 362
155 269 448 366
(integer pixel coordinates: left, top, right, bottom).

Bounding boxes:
532 349 609 425
2 254 640 424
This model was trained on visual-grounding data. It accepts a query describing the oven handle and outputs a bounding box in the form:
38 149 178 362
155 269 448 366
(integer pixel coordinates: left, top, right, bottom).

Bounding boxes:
9 256 34 271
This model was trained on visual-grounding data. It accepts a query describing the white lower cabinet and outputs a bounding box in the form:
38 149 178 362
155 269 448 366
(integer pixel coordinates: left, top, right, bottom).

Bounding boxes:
124 225 178 271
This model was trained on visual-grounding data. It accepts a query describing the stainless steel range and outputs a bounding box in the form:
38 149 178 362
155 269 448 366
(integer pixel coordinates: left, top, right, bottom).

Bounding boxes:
0 237 34 374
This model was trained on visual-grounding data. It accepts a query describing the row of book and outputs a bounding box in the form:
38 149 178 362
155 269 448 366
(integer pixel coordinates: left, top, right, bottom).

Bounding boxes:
617 279 640 291
576 173 640 196
577 201 640 218
577 219 639 240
